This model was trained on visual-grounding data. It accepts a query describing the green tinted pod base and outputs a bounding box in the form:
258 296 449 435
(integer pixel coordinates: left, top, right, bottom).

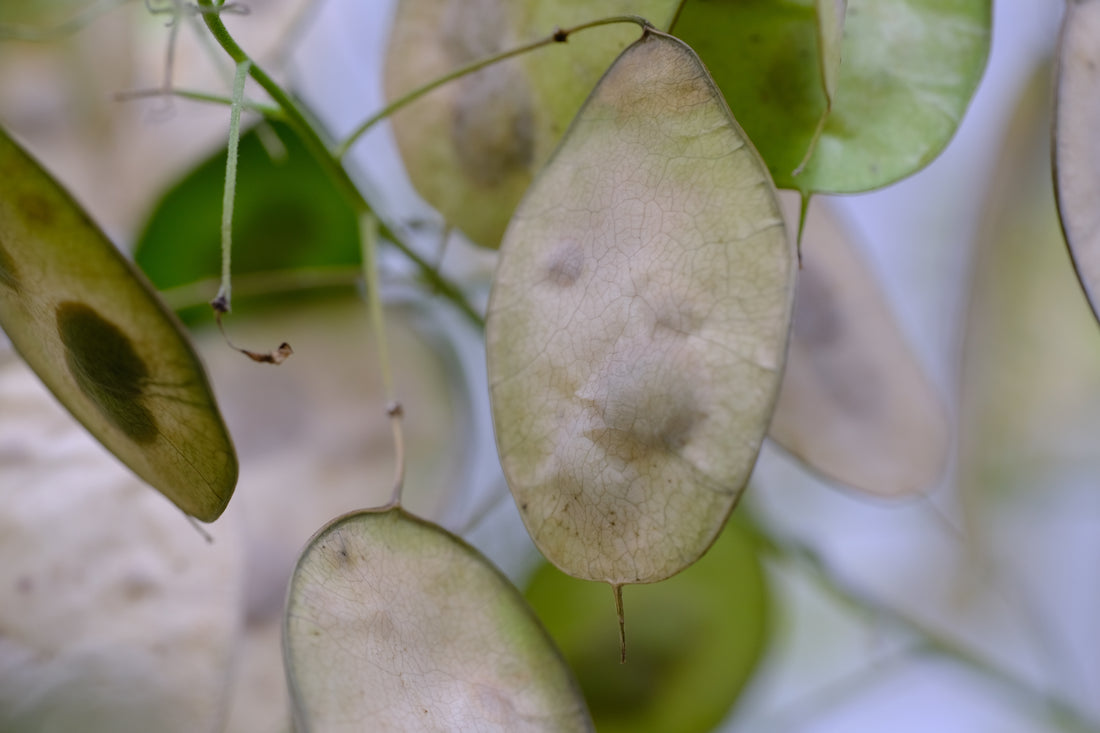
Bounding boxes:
283 507 593 732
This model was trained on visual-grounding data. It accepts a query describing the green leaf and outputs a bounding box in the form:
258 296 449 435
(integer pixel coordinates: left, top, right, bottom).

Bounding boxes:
524 515 771 733
792 0 847 172
769 192 949 497
672 0 991 193
384 0 681 248
1054 0 1100 324
486 32 794 585
283 508 593 733
0 126 236 522
134 121 360 316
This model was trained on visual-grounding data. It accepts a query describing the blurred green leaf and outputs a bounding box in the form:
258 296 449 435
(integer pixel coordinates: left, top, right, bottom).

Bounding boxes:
0 126 236 521
524 515 771 733
134 121 360 312
672 0 990 193
0 0 99 27
284 508 593 733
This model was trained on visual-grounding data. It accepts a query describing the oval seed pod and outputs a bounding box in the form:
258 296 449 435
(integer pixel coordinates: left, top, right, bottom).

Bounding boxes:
769 193 949 497
383 0 681 248
0 127 237 521
283 508 593 733
1054 0 1100 323
486 32 795 585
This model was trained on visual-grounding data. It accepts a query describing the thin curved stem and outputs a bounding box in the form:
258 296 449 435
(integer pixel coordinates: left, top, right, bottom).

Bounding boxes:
746 515 1100 733
752 643 919 732
361 214 405 509
915 496 1089 706
115 87 283 117
335 14 652 158
449 479 511 537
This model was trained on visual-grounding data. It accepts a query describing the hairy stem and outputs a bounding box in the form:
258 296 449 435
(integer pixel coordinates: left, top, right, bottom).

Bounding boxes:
211 58 251 313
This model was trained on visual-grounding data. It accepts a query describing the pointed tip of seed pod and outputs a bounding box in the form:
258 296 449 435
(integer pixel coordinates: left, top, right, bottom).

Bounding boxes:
612 583 626 664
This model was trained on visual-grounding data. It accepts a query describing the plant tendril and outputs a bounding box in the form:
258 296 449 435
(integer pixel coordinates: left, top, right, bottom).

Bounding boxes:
335 14 653 158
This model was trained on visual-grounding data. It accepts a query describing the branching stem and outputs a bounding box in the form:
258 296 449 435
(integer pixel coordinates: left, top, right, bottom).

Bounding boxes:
195 0 484 328
115 87 282 117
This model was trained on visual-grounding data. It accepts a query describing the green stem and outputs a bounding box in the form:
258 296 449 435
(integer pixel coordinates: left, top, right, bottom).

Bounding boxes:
747 516 1100 733
335 14 652 158
212 58 251 312
361 214 405 509
360 214 395 402
754 643 918 731
115 87 283 117
195 0 483 327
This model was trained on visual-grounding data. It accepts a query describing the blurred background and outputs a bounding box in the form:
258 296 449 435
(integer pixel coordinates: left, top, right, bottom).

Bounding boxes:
1 1 1097 731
